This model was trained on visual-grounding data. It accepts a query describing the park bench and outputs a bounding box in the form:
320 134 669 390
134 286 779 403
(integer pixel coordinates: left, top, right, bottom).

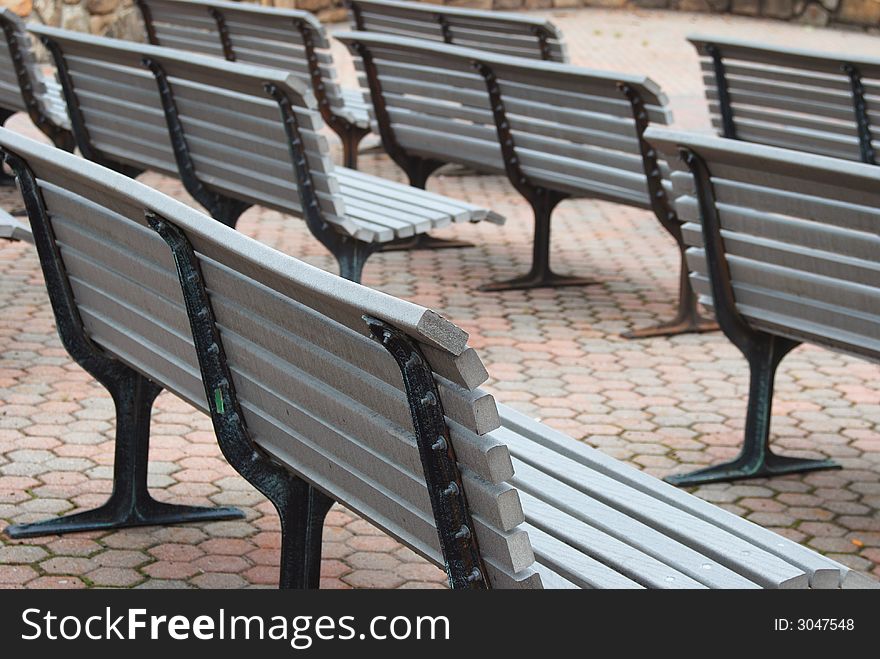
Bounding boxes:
133 0 372 168
689 35 878 165
336 32 715 339
3 128 871 589
0 9 73 184
0 206 31 242
645 127 880 486
345 0 568 63
30 25 501 284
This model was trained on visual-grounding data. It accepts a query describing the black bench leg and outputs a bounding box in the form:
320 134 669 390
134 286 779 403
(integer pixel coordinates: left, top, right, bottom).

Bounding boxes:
341 125 371 170
276 478 335 589
331 240 378 283
665 336 840 487
622 252 718 339
479 190 595 292
4 371 244 538
209 197 251 229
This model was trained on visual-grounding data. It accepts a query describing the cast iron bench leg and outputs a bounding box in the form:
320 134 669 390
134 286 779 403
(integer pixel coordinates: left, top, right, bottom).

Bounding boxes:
622 253 718 339
5 371 244 538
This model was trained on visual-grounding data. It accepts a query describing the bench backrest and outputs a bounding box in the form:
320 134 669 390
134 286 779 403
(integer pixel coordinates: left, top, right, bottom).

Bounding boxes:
338 32 672 209
647 127 880 361
0 126 540 589
689 35 880 164
28 26 366 237
135 0 357 124
346 0 567 63
0 9 50 118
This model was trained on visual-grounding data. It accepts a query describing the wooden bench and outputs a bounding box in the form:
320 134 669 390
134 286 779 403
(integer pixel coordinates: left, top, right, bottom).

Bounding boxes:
0 9 74 183
345 0 568 63
30 25 501 284
3 127 871 589
133 0 372 168
689 35 878 165
0 206 32 242
336 32 715 339
646 127 880 486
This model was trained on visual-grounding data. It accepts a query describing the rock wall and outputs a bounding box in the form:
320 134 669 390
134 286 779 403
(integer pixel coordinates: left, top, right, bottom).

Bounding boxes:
0 0 876 39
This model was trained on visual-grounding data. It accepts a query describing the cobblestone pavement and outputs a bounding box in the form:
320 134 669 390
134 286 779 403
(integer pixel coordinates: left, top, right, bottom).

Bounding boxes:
1 8 878 589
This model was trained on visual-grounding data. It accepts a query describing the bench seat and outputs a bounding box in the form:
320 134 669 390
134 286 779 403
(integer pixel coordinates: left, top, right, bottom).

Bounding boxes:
0 207 32 242
135 0 374 167
496 405 869 589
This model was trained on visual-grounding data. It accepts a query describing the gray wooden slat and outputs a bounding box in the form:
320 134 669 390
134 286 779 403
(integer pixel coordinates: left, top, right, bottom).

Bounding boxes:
499 403 852 588
531 563 580 589
687 266 880 360
699 58 853 94
518 492 708 589
675 198 880 264
504 437 805 588
0 209 32 243
524 523 644 589
707 100 857 138
512 458 760 588
707 178 880 235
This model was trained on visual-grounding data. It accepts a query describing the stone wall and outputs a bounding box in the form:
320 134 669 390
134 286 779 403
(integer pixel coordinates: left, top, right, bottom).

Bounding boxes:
0 0 877 39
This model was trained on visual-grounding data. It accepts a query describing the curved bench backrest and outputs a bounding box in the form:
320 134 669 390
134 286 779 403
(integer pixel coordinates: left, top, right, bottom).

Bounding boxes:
28 26 361 235
339 32 672 209
648 128 880 361
347 0 567 63
689 35 880 164
135 0 356 122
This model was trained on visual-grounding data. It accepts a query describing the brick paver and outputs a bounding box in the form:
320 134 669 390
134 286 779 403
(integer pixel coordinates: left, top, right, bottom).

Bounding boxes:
0 9 878 588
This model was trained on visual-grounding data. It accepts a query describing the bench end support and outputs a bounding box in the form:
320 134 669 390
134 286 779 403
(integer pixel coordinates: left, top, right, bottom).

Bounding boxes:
1 147 243 539
150 212 334 588
365 316 489 589
664 148 841 486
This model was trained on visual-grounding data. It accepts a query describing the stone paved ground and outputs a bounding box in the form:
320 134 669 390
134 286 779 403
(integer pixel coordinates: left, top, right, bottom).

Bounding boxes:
1 8 878 589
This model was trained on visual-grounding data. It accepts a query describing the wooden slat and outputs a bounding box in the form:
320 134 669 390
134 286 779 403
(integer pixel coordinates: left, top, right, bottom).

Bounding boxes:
524 523 644 589
499 403 849 587
513 460 758 588
518 492 708 589
504 436 805 588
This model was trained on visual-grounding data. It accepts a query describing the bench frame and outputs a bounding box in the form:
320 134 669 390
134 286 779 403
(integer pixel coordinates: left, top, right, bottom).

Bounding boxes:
1 146 245 540
134 0 371 169
666 146 841 486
